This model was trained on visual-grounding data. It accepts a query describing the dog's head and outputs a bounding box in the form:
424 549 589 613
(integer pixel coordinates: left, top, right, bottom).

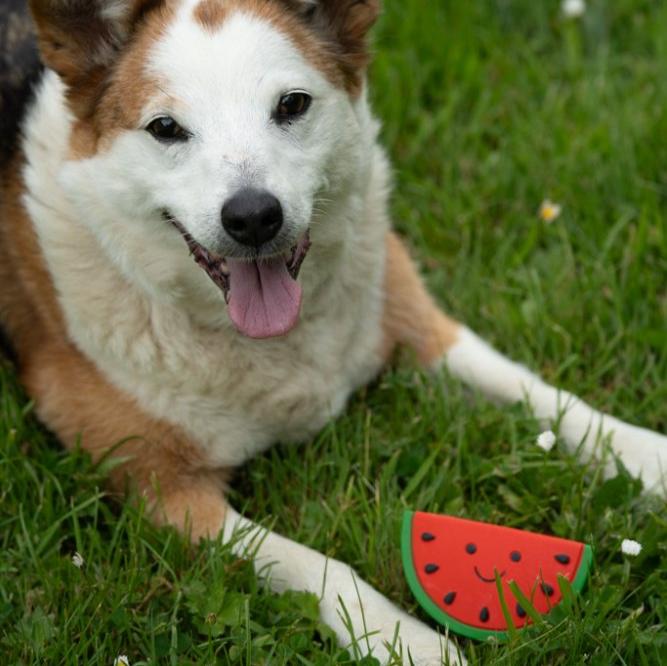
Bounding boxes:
29 0 380 338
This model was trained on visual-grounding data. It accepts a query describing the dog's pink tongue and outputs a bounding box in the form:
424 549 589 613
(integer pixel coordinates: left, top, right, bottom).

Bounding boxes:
227 258 302 338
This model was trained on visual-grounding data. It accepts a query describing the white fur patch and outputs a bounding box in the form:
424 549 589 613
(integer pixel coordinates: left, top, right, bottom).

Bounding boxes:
445 328 667 494
223 508 465 666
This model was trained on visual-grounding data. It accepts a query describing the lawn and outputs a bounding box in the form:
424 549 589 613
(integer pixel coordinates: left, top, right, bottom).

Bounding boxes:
1 0 667 664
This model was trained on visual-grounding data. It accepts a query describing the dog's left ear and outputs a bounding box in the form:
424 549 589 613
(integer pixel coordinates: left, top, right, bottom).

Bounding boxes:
29 0 163 118
290 0 381 92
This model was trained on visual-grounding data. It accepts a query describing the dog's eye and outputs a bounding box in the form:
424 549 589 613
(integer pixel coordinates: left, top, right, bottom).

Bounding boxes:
275 92 311 123
145 116 190 142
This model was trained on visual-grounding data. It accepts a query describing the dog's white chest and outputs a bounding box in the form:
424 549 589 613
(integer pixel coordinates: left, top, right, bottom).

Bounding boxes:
73 256 386 466
26 184 387 466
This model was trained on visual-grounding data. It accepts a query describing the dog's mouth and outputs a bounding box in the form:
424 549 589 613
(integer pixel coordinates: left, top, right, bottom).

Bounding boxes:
167 215 311 339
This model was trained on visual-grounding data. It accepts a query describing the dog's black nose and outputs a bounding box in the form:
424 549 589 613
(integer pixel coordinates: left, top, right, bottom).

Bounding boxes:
221 188 283 247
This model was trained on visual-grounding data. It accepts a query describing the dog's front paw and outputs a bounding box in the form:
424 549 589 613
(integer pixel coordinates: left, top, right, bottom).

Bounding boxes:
319 559 465 665
608 421 667 496
378 612 464 666
225 511 465 664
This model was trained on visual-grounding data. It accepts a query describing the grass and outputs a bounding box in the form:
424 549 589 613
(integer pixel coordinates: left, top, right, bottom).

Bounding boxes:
2 0 667 663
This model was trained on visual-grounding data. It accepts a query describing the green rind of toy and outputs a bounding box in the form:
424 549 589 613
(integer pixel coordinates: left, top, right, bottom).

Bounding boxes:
400 511 593 642
571 543 593 595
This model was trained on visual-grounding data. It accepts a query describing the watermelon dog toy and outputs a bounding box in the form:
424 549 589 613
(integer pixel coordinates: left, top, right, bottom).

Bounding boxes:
401 511 593 641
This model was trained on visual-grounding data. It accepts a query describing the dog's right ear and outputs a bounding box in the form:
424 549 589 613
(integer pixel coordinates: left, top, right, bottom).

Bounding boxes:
29 0 161 117
286 0 381 93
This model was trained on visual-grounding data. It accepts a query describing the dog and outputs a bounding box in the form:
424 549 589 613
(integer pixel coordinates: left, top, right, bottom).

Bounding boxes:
1 1 665 663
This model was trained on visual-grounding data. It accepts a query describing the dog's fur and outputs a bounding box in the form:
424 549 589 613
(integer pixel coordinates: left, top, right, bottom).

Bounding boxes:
1 1 665 663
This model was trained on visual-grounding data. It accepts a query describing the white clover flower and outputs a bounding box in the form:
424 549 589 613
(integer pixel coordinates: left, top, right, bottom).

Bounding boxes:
113 657 130 666
71 552 84 568
562 0 586 18
536 430 557 452
539 200 562 223
621 539 642 557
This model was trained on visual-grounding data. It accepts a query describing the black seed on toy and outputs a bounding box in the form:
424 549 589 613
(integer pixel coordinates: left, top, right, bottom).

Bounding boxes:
444 591 456 605
510 550 521 562
516 604 526 618
555 554 570 564
421 532 436 542
466 543 477 554
424 563 439 574
541 582 555 597
479 607 490 623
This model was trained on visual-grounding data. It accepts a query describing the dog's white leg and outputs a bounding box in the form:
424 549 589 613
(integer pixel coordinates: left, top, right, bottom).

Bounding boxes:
223 507 465 666
444 327 667 494
382 232 666 494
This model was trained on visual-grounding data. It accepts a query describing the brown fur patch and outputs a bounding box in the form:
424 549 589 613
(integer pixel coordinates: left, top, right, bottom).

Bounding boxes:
68 120 100 160
65 3 176 159
304 0 380 94
21 340 230 539
193 0 230 30
0 154 66 353
29 0 173 157
381 232 460 366
91 5 176 153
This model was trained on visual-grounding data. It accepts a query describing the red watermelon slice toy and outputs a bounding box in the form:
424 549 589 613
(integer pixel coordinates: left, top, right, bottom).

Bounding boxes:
401 511 593 641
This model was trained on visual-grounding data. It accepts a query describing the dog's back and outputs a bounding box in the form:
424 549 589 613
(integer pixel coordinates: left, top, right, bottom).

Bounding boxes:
0 1 42 166
0 2 42 363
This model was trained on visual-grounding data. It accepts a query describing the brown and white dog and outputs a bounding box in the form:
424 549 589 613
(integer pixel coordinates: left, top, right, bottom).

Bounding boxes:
1 0 665 663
